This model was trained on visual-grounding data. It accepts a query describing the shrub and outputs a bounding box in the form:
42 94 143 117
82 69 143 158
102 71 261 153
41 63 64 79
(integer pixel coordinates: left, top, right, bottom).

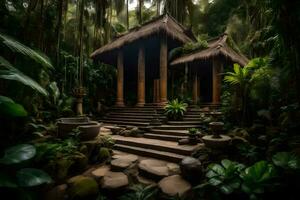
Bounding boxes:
164 99 187 121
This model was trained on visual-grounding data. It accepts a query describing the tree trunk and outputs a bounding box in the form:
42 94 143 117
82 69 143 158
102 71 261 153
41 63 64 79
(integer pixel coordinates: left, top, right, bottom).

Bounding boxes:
126 0 129 29
38 0 45 50
55 0 64 68
157 0 160 16
138 0 143 24
78 0 84 87
23 0 39 41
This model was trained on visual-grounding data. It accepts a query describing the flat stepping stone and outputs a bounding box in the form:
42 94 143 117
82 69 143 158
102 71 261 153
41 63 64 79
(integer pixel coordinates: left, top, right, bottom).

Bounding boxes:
91 165 110 179
112 154 139 162
111 158 132 171
101 171 129 189
137 175 156 186
138 159 169 181
158 175 191 197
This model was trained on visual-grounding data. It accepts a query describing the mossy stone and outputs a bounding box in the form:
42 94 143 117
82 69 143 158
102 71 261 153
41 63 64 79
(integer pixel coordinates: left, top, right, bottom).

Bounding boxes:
68 175 99 200
98 147 111 162
56 158 74 180
79 145 88 156
70 152 88 172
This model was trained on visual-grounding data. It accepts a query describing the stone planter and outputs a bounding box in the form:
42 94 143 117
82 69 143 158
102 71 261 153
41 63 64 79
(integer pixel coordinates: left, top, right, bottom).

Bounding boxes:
202 135 231 148
57 117 100 139
78 122 102 141
202 121 231 148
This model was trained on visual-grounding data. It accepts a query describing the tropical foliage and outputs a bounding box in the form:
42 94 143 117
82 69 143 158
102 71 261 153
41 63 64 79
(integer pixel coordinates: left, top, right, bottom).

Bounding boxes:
164 99 187 120
0 144 52 193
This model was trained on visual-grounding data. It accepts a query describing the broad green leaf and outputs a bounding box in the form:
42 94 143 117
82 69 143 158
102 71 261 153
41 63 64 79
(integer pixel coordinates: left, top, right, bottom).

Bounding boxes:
220 184 234 194
0 100 27 117
0 56 48 96
272 152 300 169
16 168 52 187
210 164 225 176
0 172 17 188
208 177 222 186
0 95 14 103
0 144 36 164
221 159 232 169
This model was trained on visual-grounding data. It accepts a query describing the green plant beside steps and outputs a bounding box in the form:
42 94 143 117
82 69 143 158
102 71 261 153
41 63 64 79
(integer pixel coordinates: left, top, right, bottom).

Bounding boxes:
164 99 188 121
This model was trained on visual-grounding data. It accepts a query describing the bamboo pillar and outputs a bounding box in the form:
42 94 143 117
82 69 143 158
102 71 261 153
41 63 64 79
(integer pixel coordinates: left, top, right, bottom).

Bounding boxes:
116 50 125 106
137 45 145 106
160 36 168 104
212 58 223 104
192 72 198 104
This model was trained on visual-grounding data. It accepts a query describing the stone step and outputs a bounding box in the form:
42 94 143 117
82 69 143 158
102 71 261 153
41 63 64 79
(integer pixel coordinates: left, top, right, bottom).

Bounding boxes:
100 120 149 127
149 129 188 136
109 110 160 114
154 125 204 130
167 121 202 125
184 114 202 117
113 136 198 156
183 117 202 121
108 112 164 116
144 133 187 142
107 113 166 119
114 144 185 163
103 117 151 122
110 108 164 112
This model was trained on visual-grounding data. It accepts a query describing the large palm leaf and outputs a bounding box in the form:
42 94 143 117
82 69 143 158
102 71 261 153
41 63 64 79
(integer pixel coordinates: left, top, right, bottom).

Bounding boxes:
0 33 53 70
0 56 48 96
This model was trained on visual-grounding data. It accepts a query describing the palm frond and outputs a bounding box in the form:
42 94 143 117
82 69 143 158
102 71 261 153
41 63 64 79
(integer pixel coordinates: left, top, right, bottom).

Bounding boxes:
0 56 48 96
0 33 53 70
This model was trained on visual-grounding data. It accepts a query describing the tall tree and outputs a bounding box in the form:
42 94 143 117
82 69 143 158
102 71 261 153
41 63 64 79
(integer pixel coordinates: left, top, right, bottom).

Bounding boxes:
55 0 64 67
137 0 143 24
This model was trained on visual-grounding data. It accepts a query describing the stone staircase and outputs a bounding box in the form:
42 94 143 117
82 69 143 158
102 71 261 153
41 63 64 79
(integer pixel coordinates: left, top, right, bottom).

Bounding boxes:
101 106 166 128
100 104 219 162
112 135 202 163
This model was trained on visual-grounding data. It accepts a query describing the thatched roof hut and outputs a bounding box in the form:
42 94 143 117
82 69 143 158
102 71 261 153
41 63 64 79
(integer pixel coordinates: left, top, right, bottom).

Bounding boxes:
170 34 249 66
91 14 195 61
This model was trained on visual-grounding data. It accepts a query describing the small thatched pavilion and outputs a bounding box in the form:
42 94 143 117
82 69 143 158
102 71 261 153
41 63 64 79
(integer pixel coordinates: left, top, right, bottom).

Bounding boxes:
91 14 248 106
170 34 249 104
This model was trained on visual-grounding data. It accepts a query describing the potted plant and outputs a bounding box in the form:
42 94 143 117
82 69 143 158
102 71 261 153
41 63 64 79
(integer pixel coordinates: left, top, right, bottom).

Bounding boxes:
188 128 199 145
164 99 188 121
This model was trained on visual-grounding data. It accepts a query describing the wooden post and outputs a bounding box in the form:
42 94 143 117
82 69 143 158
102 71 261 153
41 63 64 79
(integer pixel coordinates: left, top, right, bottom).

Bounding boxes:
160 36 168 104
184 63 188 96
192 72 198 104
116 50 125 106
137 45 145 106
153 79 160 103
212 58 223 104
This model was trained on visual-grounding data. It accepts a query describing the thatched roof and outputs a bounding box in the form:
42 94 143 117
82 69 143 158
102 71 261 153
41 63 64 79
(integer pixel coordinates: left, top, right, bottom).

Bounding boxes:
170 34 249 66
91 14 195 59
